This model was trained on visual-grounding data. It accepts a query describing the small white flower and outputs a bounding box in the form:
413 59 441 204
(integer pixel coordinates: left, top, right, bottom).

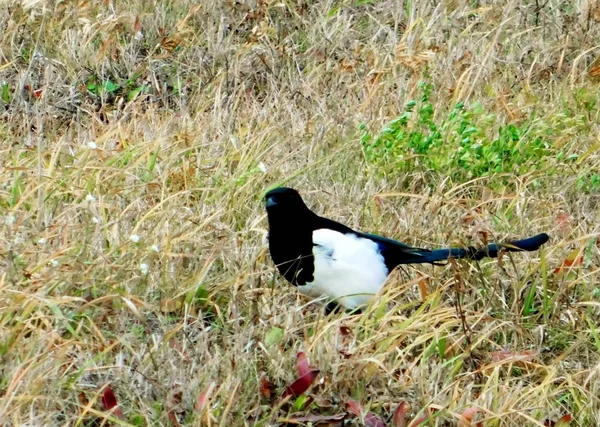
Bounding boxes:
86 141 98 149
258 162 267 173
151 244 160 253
92 217 100 224
38 238 46 244
140 263 149 274
85 194 96 202
129 234 141 243
5 215 15 226
50 259 59 267
243 339 254 352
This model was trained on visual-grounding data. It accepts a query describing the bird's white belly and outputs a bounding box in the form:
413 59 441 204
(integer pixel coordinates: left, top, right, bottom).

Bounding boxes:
297 229 389 309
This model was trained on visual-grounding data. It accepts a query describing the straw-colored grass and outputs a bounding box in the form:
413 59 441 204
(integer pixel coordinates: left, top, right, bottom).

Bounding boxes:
1 0 599 425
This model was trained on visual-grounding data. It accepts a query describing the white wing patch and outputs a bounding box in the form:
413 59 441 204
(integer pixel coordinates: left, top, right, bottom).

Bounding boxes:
297 229 389 309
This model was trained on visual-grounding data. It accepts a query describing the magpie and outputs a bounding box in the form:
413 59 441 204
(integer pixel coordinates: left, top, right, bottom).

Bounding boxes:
265 187 550 311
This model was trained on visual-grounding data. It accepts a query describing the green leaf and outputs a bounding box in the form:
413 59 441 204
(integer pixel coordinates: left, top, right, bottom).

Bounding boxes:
293 394 311 411
102 80 120 93
437 337 447 359
1 83 10 103
127 84 149 101
127 86 143 101
265 327 284 347
148 147 159 172
523 283 537 316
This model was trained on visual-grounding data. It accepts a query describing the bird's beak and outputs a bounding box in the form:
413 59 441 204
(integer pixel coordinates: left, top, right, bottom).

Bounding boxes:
265 196 277 208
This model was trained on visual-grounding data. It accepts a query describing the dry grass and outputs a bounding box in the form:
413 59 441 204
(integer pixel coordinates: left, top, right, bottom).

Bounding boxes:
1 0 600 425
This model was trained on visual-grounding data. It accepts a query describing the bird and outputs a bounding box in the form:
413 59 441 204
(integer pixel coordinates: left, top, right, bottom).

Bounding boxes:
264 187 550 312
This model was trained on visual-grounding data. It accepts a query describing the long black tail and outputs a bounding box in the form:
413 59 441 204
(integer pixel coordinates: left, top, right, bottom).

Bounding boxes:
415 232 550 264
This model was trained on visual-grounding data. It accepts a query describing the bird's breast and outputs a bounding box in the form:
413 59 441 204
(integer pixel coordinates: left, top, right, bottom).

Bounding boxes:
268 229 315 286
300 229 390 309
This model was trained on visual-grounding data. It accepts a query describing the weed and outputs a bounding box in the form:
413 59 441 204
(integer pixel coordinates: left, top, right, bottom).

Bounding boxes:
360 80 597 188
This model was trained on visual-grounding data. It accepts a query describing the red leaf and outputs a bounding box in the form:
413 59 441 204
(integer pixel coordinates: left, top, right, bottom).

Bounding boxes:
553 246 584 274
78 391 89 406
409 406 441 427
558 414 573 424
101 386 124 419
459 407 478 426
282 369 320 398
196 382 216 412
364 412 386 427
168 411 181 427
347 399 363 416
134 16 142 33
409 414 430 427
339 326 352 336
101 386 117 409
461 406 477 421
393 401 407 427
416 273 429 300
297 352 311 377
259 372 275 399
544 413 573 426
347 399 385 427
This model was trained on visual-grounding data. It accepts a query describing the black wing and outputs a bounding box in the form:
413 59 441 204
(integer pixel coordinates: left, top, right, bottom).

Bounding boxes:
314 215 433 270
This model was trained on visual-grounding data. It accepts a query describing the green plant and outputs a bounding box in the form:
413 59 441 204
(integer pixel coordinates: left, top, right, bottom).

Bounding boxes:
361 81 557 181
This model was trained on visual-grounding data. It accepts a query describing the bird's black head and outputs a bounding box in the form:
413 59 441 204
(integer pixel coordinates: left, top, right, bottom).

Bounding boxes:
265 187 316 232
265 187 307 210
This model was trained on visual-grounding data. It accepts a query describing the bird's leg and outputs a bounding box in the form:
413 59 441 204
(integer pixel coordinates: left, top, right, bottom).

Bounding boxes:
324 301 362 315
325 301 343 315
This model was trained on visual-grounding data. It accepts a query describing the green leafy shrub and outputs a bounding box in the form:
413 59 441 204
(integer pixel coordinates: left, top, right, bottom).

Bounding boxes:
361 81 558 181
